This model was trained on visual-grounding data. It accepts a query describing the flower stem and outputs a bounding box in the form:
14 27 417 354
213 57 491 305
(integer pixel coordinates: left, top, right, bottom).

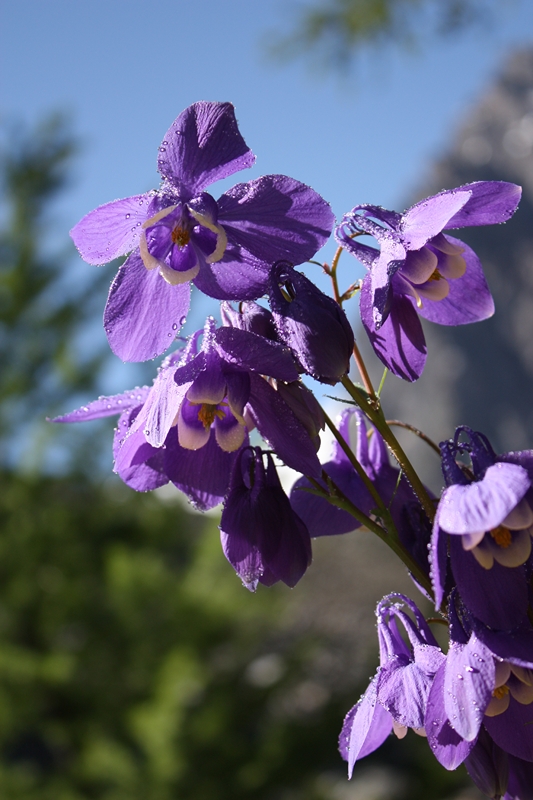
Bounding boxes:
340 375 436 523
386 420 441 455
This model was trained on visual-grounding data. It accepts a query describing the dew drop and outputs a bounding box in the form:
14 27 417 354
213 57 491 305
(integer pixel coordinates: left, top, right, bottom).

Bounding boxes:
180 315 187 326
172 322 178 331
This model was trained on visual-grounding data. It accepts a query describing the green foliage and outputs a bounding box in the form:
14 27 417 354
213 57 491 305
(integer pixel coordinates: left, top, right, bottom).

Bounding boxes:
0 471 356 800
271 0 494 68
0 115 115 472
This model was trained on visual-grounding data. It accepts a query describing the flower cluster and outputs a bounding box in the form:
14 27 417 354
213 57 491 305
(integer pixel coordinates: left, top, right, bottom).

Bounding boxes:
57 100 531 798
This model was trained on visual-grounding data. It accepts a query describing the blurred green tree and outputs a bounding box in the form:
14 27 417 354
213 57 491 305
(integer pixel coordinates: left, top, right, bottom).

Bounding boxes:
271 0 498 68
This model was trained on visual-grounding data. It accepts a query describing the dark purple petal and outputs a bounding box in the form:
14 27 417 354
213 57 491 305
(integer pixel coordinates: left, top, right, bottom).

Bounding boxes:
360 276 427 382
444 181 522 229
417 237 494 325
290 458 372 537
465 727 509 797
217 174 334 266
70 194 150 265
214 326 299 382
449 537 529 630
484 696 533 762
186 353 226 404
104 251 191 362
157 102 255 198
472 620 533 668
247 373 321 478
269 264 354 384
221 301 278 341
192 243 270 300
164 428 241 511
444 636 495 741
339 678 393 778
425 664 476 769
401 190 471 250
438 462 531 535
52 387 149 423
507 754 533 799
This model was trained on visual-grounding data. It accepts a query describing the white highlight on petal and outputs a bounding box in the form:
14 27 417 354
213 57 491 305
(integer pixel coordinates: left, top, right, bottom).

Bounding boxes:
392 721 408 739
485 691 510 717
158 260 200 285
177 408 210 450
492 528 532 567
215 419 246 452
503 498 533 530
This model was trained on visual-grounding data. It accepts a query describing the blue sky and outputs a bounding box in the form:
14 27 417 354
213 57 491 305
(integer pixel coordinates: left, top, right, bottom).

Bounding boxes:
1 0 532 394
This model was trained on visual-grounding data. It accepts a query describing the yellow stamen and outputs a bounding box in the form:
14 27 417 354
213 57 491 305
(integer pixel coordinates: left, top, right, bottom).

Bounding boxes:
493 685 509 700
490 525 512 549
428 269 443 282
171 226 190 248
197 403 226 429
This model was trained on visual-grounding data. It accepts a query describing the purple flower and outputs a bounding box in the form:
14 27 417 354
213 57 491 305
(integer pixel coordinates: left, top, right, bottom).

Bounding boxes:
335 181 521 381
220 447 312 590
268 261 355 384
339 594 444 777
425 601 533 772
55 315 324 507
71 101 334 362
431 428 533 629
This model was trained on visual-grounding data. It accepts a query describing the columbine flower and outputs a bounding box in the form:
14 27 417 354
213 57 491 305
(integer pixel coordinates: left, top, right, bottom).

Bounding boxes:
339 594 444 777
220 447 312 590
431 427 533 630
425 599 533 772
268 261 354 384
71 101 334 362
335 181 521 381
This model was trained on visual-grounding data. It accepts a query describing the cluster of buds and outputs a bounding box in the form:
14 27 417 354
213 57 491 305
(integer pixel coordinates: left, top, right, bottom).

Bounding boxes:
57 101 532 798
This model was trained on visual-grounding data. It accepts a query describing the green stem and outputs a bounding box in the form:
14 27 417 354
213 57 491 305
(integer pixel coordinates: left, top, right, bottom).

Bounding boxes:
340 375 436 523
322 409 386 517
307 472 434 599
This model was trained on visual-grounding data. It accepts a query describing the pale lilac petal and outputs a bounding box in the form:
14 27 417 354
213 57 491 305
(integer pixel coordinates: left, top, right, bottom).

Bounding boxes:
53 387 149 422
157 102 255 197
444 181 522 228
339 678 393 778
214 409 247 452
369 239 406 326
217 174 334 265
113 408 169 492
444 637 494 741
401 247 438 284
177 400 211 450
401 191 471 250
425 664 476 769
104 252 191 362
70 194 150 265
416 237 494 325
126 364 191 449
377 659 433 729
438 462 531 534
360 276 426 382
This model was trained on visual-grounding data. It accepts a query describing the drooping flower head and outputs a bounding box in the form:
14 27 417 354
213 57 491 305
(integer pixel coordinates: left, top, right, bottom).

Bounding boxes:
339 594 444 778
431 427 533 629
335 181 521 381
220 447 312 591
71 101 334 362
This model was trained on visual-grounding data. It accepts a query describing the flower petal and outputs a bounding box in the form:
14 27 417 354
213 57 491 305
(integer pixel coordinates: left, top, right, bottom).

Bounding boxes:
425 664 476 770
157 102 255 197
401 191 471 250
416 237 494 325
444 181 522 229
438 462 531 534
360 275 427 382
217 174 334 266
104 251 191 362
70 194 150 265
52 387 149 423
